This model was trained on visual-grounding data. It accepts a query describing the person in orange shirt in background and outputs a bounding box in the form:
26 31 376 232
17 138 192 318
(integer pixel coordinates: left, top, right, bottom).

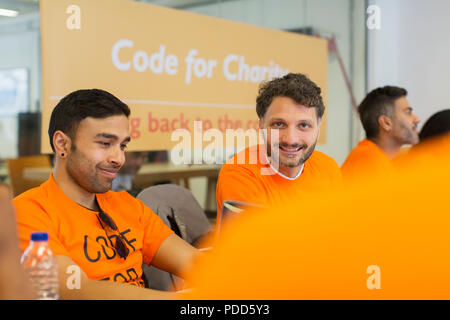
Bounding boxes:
111 151 149 196
341 86 420 183
216 73 342 227
393 109 450 170
13 89 199 299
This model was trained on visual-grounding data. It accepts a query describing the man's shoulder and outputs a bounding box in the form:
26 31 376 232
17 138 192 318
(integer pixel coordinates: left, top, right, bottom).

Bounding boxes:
12 183 55 225
308 150 340 169
13 182 48 207
349 139 383 157
342 139 388 168
225 145 261 164
303 151 342 186
222 145 261 171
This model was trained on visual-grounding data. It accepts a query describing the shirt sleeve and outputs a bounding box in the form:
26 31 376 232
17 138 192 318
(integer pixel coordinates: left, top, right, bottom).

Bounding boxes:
137 200 174 266
13 197 69 256
216 163 268 218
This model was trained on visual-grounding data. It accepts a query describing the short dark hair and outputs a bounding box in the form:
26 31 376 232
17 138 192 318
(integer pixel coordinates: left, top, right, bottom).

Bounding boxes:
419 109 450 141
256 73 325 120
48 89 130 152
358 86 407 139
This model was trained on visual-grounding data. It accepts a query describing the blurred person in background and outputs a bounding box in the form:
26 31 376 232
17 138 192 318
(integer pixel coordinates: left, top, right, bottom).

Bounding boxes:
112 151 149 195
393 110 450 168
341 86 420 183
0 182 12 199
0 184 35 299
418 109 450 142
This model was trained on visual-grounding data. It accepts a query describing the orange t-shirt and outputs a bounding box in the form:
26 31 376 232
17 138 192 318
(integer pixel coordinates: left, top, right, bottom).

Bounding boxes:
216 145 343 226
341 139 394 183
13 174 173 287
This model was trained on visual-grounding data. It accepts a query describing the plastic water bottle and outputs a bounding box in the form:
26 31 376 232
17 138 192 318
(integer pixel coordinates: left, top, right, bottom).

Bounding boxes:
21 232 59 300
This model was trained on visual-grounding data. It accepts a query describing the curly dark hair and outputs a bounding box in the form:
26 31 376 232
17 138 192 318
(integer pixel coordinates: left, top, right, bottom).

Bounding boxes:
256 73 325 120
358 86 407 139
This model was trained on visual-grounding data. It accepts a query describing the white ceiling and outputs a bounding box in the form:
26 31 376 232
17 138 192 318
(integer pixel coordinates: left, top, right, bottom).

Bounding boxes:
0 0 235 15
0 0 239 23
0 0 39 15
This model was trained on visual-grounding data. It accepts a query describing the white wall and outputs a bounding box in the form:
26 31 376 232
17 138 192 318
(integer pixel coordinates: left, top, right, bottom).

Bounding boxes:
368 0 450 129
188 0 367 165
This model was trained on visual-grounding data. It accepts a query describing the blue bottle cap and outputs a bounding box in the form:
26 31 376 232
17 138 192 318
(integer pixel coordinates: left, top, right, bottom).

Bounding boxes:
30 231 49 242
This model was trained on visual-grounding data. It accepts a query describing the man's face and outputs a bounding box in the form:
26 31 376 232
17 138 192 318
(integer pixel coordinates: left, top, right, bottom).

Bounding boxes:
66 115 130 194
390 97 420 145
259 96 320 169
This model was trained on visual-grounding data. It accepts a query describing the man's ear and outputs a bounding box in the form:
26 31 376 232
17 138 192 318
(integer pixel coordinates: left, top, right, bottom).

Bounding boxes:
378 115 393 133
53 130 71 159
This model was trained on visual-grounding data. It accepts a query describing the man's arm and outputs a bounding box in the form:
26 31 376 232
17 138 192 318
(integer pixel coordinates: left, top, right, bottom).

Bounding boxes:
150 233 201 278
56 255 176 300
56 234 200 299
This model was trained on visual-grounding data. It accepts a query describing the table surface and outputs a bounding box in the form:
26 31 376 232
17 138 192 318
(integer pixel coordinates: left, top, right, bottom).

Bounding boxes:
17 162 221 182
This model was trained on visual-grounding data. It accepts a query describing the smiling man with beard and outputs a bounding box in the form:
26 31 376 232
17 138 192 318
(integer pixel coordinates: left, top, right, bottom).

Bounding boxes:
341 86 420 184
215 73 342 228
13 89 199 299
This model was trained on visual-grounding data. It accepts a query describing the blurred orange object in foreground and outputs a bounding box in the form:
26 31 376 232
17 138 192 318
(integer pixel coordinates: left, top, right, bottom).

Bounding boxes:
182 134 450 299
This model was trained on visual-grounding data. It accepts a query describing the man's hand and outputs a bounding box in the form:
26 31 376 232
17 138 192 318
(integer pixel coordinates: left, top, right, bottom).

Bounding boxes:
56 255 177 300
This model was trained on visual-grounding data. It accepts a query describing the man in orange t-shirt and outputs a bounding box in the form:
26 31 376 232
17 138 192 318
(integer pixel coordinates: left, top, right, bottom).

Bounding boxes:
216 73 342 227
341 86 420 183
13 89 199 299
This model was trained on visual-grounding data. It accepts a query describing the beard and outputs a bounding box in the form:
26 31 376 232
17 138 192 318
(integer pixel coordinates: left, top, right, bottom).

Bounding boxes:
395 123 419 146
66 148 114 194
404 128 419 145
267 141 316 169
